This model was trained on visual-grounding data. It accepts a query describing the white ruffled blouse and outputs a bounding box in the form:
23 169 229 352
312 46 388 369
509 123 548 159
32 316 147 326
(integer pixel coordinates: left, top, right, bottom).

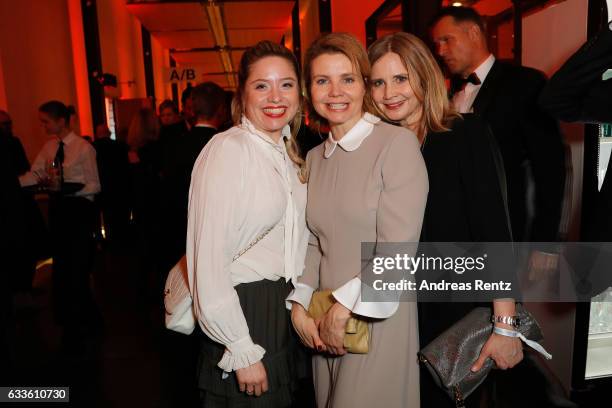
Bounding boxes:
186 117 309 372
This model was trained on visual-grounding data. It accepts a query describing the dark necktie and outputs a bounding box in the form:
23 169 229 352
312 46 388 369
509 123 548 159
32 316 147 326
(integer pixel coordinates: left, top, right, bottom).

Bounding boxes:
54 141 65 185
450 72 481 96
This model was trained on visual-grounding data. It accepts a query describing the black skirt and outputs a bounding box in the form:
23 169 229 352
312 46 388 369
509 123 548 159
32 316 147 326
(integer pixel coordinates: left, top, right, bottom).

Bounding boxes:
198 278 311 408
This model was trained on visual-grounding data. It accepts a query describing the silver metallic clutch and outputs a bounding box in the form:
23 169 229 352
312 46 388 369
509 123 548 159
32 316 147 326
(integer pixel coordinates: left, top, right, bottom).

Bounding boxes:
418 305 544 408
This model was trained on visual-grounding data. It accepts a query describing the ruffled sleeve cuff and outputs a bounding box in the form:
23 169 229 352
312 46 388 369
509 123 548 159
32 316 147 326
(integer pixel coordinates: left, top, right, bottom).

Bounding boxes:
285 282 315 310
217 336 266 372
333 277 399 319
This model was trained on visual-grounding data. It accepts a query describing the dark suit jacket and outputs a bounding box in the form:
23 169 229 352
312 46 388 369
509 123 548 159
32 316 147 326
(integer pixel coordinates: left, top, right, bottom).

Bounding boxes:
540 28 612 243
0 134 29 176
159 126 217 268
0 135 29 290
418 115 514 408
540 28 612 124
93 137 130 198
463 60 566 242
418 114 513 344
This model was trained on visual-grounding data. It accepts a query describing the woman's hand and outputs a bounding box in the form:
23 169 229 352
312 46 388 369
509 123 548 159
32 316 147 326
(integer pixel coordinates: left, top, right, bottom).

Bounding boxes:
291 302 326 352
473 299 523 370
319 302 351 355
235 361 268 397
471 331 523 372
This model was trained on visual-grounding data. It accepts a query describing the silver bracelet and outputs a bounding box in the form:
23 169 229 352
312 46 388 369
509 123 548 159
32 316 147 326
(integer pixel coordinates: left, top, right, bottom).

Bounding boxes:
491 315 520 328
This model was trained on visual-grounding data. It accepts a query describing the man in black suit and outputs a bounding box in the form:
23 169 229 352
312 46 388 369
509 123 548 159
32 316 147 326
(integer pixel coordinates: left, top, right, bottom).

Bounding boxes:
159 81 226 408
428 8 570 408
1 111 47 293
432 7 566 247
0 110 30 176
159 81 226 271
540 2 612 296
93 124 130 242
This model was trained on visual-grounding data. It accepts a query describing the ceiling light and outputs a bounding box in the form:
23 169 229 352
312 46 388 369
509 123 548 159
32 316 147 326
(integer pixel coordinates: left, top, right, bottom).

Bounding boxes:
226 73 237 89
205 2 227 48
452 2 462 6
219 49 233 72
219 49 236 88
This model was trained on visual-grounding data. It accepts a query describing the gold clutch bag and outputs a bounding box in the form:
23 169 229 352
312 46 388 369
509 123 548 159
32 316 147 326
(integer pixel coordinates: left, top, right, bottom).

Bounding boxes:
308 290 369 354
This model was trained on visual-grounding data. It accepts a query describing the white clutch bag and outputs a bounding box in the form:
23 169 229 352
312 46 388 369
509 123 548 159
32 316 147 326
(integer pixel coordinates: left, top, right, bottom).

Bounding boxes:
164 255 195 335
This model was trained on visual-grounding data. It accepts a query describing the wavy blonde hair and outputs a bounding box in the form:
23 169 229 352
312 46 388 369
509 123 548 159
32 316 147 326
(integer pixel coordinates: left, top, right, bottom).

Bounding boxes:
368 32 460 140
232 40 306 182
303 33 378 131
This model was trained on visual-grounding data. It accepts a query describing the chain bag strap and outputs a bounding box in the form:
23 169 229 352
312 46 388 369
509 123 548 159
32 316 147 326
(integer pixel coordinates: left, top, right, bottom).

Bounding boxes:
164 223 279 334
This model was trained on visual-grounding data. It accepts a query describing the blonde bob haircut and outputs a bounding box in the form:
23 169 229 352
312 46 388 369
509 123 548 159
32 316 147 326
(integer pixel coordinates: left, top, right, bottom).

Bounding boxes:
232 40 306 181
303 33 378 130
367 32 460 140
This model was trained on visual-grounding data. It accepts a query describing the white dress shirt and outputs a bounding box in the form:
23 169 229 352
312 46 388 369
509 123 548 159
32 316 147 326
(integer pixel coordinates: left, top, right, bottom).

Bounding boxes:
452 54 496 114
186 117 309 372
286 113 402 319
19 131 100 200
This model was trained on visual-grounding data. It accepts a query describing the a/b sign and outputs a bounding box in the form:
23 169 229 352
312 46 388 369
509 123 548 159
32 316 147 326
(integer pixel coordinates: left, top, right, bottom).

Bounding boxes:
166 67 200 83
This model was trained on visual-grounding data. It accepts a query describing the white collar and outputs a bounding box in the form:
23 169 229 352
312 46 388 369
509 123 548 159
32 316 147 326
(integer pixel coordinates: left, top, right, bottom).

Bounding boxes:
240 116 291 152
324 112 380 158
60 131 78 146
473 54 495 84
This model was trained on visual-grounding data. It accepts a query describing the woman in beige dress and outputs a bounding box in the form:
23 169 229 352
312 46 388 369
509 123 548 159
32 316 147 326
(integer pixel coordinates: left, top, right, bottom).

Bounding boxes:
288 33 428 408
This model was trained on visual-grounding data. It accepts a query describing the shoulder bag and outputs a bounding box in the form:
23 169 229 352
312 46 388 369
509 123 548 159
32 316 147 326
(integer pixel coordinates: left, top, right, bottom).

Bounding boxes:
164 225 276 335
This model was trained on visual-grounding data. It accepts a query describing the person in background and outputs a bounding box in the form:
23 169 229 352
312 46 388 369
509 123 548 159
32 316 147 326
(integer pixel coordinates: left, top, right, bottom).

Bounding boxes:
431 7 566 252
368 32 521 408
0 110 45 296
158 99 187 144
159 82 227 408
127 107 162 300
288 33 428 408
0 110 30 175
93 124 130 243
186 40 312 407
540 0 612 297
159 81 226 274
159 99 182 126
19 101 102 345
218 90 235 132
0 126 28 382
181 85 196 130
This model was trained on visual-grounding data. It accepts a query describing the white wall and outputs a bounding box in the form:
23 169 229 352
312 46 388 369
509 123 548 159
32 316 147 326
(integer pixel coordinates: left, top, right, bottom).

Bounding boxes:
0 0 78 161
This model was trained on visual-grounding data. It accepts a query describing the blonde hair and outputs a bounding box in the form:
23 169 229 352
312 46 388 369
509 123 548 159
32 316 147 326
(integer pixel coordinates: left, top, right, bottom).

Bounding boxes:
368 32 460 140
233 40 305 182
303 33 378 131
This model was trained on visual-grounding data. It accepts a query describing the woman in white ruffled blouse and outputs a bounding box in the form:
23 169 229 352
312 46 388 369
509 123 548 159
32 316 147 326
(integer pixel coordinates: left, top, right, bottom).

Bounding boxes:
186 41 311 407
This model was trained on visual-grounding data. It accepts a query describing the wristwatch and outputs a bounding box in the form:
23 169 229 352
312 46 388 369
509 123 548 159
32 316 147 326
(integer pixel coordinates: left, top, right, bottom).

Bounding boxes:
491 314 521 329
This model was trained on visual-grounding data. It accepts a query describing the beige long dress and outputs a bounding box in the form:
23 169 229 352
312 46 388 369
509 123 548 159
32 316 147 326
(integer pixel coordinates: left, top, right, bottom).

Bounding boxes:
297 114 428 408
